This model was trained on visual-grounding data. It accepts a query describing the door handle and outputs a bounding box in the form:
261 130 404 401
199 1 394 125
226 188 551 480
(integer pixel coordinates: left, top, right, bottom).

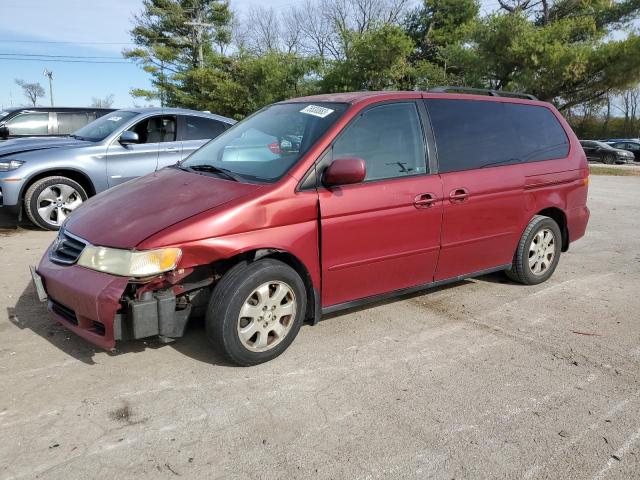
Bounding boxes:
163 147 180 152
449 188 469 203
414 193 437 208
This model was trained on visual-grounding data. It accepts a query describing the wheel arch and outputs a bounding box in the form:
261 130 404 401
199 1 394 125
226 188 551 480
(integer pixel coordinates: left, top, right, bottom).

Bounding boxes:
20 168 96 202
210 248 321 325
536 207 569 251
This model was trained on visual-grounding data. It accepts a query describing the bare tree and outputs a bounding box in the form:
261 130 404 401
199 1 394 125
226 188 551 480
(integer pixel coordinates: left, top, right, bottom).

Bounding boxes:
15 79 45 106
291 0 336 59
244 6 282 54
90 94 115 108
235 0 411 60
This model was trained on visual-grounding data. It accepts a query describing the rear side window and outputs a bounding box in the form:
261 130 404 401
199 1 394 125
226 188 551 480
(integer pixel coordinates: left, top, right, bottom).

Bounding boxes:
57 112 89 134
184 116 227 140
426 99 569 173
333 102 427 181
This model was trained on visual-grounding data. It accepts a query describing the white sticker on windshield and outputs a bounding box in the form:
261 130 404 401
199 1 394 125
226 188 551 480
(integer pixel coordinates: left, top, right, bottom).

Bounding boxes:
300 105 334 118
107 116 122 122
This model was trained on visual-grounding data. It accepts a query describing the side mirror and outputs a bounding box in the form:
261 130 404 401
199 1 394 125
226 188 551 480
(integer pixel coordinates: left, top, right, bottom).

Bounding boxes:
119 130 139 145
323 157 366 187
0 126 9 139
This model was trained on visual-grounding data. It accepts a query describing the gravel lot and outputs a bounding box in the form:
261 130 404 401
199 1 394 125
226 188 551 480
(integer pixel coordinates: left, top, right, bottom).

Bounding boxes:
1 175 639 480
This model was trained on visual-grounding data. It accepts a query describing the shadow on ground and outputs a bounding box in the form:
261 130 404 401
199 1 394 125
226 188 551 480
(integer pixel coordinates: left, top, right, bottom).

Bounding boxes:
7 271 515 365
7 282 235 367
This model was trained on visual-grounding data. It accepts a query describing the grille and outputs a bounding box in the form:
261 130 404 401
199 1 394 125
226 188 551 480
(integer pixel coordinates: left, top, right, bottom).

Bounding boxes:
50 299 78 325
49 228 87 265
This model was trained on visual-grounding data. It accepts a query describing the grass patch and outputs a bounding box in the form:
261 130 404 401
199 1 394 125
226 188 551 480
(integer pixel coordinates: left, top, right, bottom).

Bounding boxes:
589 165 640 176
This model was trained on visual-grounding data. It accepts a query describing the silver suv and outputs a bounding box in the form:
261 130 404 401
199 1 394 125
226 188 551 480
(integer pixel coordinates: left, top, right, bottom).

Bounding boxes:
0 107 234 229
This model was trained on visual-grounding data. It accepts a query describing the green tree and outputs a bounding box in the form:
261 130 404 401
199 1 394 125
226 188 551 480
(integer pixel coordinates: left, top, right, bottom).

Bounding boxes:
322 24 414 91
404 0 479 63
124 0 232 106
447 1 640 109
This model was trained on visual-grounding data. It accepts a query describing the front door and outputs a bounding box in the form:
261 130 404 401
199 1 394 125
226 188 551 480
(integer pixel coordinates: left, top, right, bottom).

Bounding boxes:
106 115 177 186
318 101 443 307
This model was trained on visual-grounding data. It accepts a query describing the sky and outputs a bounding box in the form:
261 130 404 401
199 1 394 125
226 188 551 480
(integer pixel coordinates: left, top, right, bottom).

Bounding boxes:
0 0 296 109
0 0 539 110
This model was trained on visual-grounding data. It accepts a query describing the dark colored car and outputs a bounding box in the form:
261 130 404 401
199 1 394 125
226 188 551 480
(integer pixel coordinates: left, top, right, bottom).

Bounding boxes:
33 90 590 366
0 107 113 139
579 140 634 164
608 140 640 161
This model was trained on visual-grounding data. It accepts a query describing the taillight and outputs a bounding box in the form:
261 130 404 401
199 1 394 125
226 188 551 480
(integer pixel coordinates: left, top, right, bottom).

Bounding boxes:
268 142 283 154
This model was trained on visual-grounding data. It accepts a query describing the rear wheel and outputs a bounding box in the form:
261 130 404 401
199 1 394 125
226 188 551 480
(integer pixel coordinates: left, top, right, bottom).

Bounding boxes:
24 176 87 230
506 215 561 285
205 259 306 366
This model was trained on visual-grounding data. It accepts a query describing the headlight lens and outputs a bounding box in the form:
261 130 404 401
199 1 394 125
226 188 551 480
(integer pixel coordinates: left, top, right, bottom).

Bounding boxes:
0 160 24 172
77 246 181 277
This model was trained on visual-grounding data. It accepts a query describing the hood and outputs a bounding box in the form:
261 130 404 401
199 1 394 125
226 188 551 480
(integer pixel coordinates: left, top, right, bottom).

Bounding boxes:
64 167 263 249
0 137 92 157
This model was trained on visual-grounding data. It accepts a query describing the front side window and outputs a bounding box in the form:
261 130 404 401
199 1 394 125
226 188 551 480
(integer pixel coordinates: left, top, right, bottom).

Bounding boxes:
182 102 348 182
332 102 427 181
73 111 138 141
5 112 48 135
130 115 177 144
426 99 569 173
184 116 227 140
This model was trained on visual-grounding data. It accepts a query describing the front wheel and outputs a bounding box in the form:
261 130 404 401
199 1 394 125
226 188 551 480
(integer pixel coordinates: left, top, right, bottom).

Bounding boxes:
205 259 306 366
24 176 87 230
602 153 615 165
506 215 562 285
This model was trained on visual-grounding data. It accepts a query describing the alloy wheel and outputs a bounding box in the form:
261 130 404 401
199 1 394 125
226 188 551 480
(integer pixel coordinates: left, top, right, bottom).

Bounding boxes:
528 228 556 275
36 184 83 227
237 281 297 352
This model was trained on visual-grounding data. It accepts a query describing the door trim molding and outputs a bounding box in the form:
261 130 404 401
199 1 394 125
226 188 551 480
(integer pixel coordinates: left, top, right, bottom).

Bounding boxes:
321 264 511 315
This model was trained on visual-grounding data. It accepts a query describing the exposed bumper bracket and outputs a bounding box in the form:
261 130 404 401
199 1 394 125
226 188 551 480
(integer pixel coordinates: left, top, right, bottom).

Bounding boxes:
114 290 191 341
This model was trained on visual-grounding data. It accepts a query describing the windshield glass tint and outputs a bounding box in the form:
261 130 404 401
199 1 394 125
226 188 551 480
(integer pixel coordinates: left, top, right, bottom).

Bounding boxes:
73 111 138 141
182 102 348 182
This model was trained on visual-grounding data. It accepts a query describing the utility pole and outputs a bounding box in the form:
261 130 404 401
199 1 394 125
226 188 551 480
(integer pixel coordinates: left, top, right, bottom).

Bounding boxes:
43 69 54 107
185 3 213 68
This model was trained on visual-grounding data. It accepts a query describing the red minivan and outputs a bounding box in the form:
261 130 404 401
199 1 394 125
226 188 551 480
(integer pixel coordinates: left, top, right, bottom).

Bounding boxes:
32 90 590 365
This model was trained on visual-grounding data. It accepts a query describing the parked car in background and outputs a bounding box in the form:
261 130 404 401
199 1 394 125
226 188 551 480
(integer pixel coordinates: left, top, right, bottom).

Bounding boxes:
33 89 590 366
0 107 234 229
607 140 640 161
0 107 114 139
579 140 635 164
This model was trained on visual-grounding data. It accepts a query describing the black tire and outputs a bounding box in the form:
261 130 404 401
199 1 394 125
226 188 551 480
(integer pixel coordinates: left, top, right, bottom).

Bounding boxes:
602 153 615 165
205 259 307 366
24 176 88 230
506 215 562 285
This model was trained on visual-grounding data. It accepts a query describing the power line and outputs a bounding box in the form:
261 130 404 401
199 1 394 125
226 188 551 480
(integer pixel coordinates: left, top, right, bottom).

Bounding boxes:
0 57 134 64
0 52 124 59
0 39 135 45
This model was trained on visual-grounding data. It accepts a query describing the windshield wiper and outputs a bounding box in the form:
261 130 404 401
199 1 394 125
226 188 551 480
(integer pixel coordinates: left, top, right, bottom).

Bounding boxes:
69 134 94 141
182 164 241 182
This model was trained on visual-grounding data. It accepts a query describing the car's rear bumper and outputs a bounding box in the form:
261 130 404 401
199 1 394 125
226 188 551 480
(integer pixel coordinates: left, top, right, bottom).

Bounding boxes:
567 205 590 243
37 248 128 350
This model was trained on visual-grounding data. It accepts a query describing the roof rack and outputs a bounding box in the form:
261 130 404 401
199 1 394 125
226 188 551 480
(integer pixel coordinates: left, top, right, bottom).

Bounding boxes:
429 86 538 101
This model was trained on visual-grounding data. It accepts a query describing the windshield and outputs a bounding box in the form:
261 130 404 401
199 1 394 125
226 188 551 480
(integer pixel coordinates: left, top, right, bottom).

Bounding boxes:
182 102 348 182
0 110 11 121
72 111 138 141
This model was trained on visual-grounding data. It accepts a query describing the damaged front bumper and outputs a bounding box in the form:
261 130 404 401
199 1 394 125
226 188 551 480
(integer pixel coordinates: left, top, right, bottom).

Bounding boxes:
36 249 202 350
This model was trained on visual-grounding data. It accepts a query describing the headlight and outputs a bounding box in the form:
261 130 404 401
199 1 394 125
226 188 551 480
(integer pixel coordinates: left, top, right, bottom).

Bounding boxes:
0 160 24 172
77 246 181 277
